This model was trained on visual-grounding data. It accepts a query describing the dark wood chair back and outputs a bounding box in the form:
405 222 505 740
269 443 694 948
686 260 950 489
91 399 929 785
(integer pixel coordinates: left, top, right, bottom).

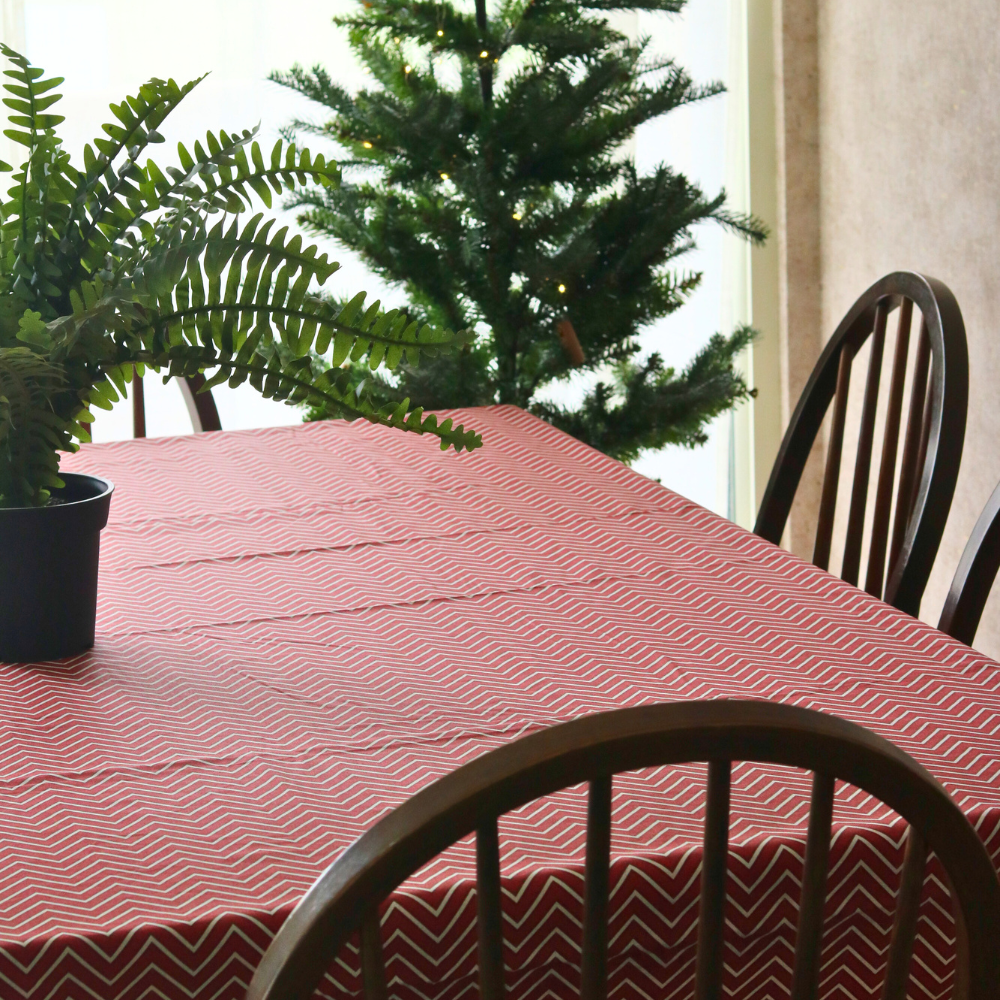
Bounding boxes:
938 480 1000 646
755 272 968 617
131 371 222 438
245 700 1000 1000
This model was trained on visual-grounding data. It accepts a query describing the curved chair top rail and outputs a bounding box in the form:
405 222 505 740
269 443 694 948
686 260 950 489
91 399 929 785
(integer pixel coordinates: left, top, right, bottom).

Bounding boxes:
131 371 221 438
939 480 1000 645
754 271 968 616
179 374 222 433
246 699 1000 1000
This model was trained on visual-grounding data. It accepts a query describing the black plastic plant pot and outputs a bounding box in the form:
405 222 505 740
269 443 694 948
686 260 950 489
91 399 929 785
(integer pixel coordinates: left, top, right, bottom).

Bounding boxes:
0 474 114 663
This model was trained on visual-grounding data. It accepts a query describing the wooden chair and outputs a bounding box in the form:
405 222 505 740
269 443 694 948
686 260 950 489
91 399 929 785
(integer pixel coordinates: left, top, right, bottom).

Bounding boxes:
131 371 222 438
755 272 968 617
938 480 1000 646
245 700 1000 1000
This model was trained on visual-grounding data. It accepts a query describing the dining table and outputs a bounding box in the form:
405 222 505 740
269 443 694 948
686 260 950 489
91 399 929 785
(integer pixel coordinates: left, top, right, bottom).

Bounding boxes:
2 404 998 1000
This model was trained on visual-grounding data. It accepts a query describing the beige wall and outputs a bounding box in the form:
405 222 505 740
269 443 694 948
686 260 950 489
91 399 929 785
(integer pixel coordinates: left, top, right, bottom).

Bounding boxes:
773 0 823 558
773 0 1000 656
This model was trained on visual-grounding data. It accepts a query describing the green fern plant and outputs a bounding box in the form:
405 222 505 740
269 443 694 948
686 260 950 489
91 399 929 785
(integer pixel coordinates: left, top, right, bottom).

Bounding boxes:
0 44 481 508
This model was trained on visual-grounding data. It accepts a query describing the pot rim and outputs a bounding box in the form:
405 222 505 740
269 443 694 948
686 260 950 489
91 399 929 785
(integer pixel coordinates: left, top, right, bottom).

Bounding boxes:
0 472 115 514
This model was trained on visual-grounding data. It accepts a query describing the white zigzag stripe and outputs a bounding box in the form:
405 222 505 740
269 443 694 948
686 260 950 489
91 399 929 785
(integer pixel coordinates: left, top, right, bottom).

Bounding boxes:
0 405 989 999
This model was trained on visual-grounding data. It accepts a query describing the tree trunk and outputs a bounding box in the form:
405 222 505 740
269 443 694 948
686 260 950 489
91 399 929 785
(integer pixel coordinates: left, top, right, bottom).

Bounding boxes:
475 0 493 106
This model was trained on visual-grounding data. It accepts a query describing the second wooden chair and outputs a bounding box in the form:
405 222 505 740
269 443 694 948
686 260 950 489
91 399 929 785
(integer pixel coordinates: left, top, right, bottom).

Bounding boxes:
755 272 968 617
938 479 1000 646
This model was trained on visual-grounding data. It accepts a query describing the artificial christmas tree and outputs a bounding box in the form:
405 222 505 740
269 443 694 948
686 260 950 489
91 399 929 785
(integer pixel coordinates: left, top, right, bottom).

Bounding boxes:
273 0 765 461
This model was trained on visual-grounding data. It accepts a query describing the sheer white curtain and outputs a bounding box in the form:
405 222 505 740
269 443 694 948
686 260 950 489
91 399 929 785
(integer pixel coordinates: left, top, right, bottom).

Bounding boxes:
630 0 729 511
717 0 781 528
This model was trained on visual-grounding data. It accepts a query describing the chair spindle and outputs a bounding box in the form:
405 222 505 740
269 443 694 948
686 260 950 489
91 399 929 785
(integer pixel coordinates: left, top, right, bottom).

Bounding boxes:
952 885 973 1000
881 827 927 1000
908 353 935 538
842 302 889 586
132 370 146 439
477 819 505 1000
790 772 835 1000
581 776 613 1000
360 905 389 1000
694 760 731 1000
813 345 855 571
888 321 931 579
865 299 914 598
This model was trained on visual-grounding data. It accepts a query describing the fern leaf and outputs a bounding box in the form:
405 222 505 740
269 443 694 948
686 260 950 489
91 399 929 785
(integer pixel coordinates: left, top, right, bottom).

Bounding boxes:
0 347 74 507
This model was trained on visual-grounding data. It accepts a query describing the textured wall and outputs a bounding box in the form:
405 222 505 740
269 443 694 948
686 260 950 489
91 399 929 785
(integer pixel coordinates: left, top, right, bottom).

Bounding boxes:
815 0 1000 654
773 0 823 559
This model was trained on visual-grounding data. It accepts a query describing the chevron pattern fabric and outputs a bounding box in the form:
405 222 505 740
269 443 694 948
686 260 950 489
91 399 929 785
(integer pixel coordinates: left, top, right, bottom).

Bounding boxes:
3 405 995 1000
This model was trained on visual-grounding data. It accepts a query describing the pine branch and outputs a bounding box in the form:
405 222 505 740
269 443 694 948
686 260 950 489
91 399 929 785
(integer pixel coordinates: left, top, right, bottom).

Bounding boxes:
533 326 757 461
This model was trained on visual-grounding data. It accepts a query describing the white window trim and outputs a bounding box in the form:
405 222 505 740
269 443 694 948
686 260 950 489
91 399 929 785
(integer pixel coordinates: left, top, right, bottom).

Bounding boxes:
719 0 782 529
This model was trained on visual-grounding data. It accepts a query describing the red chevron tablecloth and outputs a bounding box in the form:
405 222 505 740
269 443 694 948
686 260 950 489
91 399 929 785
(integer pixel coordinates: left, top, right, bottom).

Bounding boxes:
4 405 999 1000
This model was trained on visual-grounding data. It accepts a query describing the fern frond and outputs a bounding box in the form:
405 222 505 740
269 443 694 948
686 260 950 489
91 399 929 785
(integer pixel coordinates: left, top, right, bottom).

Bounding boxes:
0 44 65 147
157 344 481 451
0 44 482 503
86 133 342 282
58 73 206 285
39 259 479 452
160 132 342 213
133 219 464 367
0 347 74 506
0 46 76 319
